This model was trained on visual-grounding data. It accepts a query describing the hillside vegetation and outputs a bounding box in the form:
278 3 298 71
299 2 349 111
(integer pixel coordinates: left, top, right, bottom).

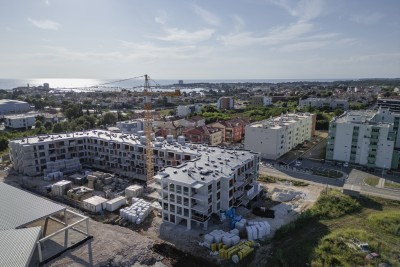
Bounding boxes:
264 190 400 267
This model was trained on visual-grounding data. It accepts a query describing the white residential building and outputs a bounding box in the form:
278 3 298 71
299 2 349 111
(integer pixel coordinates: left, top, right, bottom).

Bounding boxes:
116 119 144 134
150 146 261 230
4 114 36 129
244 113 315 159
217 97 234 110
326 108 400 170
0 99 31 115
299 97 349 110
250 95 272 106
176 104 201 117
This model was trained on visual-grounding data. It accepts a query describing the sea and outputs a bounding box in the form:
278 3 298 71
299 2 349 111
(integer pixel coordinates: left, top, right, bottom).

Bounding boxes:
0 78 347 92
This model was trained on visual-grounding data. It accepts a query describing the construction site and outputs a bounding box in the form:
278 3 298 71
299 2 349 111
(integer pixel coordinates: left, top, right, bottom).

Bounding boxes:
1 75 324 266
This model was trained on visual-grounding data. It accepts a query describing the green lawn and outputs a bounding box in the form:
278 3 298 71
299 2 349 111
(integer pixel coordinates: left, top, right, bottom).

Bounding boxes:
364 176 380 187
258 175 309 187
384 180 400 190
260 191 400 267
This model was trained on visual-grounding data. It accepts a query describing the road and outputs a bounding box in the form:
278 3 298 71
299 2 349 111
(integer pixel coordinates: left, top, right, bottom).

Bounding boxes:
260 164 400 201
260 165 344 188
345 169 400 201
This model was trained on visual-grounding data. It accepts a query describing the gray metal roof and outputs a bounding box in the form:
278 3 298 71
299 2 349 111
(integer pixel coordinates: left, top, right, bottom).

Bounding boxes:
0 183 65 230
0 227 41 267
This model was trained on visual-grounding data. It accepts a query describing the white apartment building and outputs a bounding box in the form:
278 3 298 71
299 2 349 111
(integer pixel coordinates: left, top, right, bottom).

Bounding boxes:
250 95 272 106
217 97 234 110
326 108 400 170
150 146 261 230
0 99 31 115
299 97 349 110
176 104 201 117
4 114 36 129
244 113 315 159
9 131 203 178
116 119 144 134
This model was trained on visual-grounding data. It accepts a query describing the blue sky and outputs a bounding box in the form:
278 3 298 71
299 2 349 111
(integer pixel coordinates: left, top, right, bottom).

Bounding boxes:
0 0 399 79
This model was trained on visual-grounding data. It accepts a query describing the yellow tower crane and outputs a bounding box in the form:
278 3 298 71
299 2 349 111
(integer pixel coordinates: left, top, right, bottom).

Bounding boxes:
143 74 181 186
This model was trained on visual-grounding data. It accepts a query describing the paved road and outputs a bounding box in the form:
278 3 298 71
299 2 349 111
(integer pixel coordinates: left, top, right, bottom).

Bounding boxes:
345 169 400 201
260 165 344 188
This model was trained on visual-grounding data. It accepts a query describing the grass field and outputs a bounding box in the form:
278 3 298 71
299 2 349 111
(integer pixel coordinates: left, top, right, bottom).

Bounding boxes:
384 180 400 190
265 190 400 266
364 176 380 187
258 174 309 187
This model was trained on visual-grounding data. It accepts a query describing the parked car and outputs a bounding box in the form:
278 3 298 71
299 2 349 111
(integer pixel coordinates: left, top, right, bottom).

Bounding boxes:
295 161 302 167
386 170 393 175
343 162 349 167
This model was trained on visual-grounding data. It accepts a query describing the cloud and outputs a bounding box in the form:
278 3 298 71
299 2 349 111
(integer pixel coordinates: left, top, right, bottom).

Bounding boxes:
28 17 61 30
193 5 220 25
218 20 314 46
45 0 50 5
232 15 245 32
350 12 383 25
154 27 215 43
5 27 16 32
269 0 324 21
154 10 168 25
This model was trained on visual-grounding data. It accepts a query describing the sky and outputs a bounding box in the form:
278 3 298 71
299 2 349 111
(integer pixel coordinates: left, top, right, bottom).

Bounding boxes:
0 0 399 79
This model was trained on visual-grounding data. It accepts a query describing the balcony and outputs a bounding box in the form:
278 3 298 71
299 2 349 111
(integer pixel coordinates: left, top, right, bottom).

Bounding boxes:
191 212 209 222
233 191 245 200
192 204 208 213
191 193 207 201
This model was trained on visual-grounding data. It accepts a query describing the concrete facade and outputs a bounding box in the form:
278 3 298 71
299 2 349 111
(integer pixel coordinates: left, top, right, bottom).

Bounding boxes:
326 108 400 170
250 95 272 106
244 113 315 159
217 97 234 110
176 104 201 117
150 146 261 230
377 97 400 113
4 114 36 129
116 119 144 134
9 131 202 179
0 99 31 115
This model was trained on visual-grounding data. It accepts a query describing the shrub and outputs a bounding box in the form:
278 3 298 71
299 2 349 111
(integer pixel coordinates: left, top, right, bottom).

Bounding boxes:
311 189 360 219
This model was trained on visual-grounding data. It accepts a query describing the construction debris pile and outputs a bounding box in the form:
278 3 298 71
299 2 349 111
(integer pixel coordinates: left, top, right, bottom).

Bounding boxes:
270 188 305 202
87 171 130 197
119 198 152 224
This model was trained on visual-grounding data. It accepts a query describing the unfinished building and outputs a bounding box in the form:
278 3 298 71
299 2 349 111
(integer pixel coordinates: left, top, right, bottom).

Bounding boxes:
148 146 261 230
9 131 200 180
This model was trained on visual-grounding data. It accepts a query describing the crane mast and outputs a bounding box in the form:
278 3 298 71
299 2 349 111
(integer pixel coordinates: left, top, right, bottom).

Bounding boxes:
143 74 154 185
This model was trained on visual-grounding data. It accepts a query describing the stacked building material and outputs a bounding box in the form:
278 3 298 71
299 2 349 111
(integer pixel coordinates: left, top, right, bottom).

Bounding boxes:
51 180 72 196
119 198 152 224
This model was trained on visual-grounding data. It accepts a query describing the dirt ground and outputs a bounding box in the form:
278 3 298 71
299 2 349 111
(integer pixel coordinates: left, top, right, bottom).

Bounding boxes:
1 168 323 267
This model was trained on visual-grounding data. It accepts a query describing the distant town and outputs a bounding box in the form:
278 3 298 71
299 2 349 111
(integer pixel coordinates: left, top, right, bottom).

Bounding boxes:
0 78 399 267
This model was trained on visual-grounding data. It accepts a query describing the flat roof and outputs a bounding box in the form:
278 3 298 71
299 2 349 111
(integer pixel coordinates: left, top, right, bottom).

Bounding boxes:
83 195 108 205
248 113 312 130
0 227 41 267
106 196 126 204
0 183 66 230
159 146 258 185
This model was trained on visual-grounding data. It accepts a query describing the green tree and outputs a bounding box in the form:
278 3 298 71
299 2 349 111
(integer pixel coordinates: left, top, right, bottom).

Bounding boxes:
334 108 344 116
44 121 53 130
101 112 117 126
0 137 8 151
52 123 64 133
35 121 42 129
